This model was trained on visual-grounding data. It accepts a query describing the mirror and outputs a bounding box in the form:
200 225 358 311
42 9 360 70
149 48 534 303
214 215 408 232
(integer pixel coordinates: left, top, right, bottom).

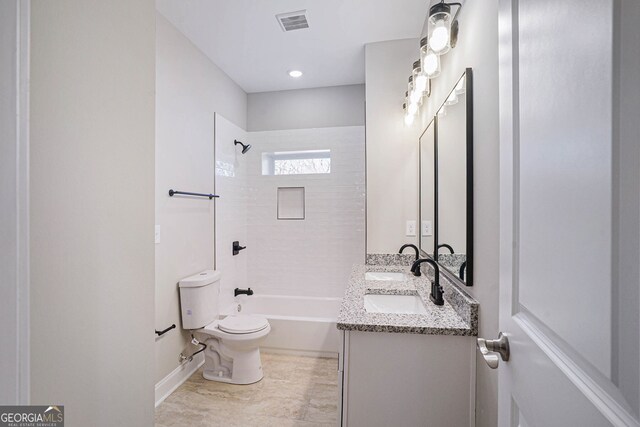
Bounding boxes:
419 120 436 256
419 68 473 285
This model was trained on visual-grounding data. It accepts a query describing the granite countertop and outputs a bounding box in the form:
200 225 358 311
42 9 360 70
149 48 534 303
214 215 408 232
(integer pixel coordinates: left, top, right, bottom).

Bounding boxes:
337 256 478 336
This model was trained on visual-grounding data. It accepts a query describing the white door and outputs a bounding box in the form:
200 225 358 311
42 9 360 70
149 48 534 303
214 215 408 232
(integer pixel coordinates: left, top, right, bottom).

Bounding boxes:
495 0 640 426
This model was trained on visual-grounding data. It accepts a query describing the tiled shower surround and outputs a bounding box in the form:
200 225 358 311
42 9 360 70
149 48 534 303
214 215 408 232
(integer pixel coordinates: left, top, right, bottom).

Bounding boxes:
215 122 366 301
248 126 365 297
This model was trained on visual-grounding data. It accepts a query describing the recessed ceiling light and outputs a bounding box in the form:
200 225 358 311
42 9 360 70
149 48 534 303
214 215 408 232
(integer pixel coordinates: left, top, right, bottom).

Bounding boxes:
288 70 303 78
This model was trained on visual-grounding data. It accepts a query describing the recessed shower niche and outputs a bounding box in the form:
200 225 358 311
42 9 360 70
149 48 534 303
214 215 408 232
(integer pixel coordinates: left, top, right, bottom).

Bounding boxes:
277 187 305 220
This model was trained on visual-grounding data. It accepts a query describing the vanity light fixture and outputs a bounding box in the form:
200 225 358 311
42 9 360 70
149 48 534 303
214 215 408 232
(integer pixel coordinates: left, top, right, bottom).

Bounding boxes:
288 70 303 78
399 1 463 125
428 1 462 55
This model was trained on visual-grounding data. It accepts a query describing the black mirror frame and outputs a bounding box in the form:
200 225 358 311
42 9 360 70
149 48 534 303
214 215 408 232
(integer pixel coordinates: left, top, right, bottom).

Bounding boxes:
418 67 473 286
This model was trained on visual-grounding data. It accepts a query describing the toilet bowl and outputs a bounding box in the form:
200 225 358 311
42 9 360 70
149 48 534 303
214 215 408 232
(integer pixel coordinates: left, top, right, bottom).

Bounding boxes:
195 314 271 384
178 270 271 385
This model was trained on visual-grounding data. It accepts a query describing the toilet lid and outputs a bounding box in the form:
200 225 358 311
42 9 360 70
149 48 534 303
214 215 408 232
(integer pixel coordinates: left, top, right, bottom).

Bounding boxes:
218 315 269 334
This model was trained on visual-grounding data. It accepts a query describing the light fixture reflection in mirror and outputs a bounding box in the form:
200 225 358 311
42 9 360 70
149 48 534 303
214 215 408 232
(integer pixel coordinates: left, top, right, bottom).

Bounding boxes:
455 76 466 95
445 91 458 106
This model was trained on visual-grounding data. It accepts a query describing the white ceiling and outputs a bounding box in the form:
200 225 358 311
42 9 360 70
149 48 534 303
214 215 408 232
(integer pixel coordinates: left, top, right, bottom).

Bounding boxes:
156 0 429 93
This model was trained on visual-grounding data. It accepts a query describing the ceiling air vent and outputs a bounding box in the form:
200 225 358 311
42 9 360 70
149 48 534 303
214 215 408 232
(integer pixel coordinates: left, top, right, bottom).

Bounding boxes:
276 10 309 32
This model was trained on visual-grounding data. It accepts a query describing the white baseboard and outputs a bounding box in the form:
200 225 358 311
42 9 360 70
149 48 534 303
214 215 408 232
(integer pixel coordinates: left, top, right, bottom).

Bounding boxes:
155 353 204 408
261 347 339 359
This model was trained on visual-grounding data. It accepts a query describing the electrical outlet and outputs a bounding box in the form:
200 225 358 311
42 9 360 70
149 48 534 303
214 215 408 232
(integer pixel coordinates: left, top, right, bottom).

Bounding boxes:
155 225 161 244
422 220 432 236
406 220 417 237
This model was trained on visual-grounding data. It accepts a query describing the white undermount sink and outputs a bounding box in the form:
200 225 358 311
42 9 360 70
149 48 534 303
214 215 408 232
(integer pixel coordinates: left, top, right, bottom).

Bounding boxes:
364 271 405 281
363 294 427 314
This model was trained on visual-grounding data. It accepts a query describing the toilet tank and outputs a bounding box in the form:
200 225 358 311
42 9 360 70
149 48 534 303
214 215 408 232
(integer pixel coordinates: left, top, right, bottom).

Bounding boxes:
178 270 222 330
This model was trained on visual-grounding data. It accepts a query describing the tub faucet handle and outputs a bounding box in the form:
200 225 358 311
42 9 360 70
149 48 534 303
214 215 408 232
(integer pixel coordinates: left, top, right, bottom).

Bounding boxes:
232 241 246 255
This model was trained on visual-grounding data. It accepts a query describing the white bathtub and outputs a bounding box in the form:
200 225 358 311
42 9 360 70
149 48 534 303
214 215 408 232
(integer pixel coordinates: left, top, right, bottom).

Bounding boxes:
224 295 342 358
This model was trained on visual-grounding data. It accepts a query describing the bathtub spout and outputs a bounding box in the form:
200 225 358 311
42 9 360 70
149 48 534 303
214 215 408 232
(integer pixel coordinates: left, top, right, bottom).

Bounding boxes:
235 287 254 297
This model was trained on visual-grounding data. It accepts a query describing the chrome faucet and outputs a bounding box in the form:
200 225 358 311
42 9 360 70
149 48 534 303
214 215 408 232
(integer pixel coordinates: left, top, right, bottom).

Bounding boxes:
410 258 445 306
399 243 420 261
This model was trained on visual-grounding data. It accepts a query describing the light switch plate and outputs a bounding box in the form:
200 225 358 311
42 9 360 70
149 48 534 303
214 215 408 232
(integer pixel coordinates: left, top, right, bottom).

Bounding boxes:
155 225 161 244
422 220 432 236
406 220 417 237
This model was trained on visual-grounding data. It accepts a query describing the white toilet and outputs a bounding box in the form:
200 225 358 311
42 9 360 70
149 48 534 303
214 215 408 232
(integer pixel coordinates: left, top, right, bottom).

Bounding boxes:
178 270 270 385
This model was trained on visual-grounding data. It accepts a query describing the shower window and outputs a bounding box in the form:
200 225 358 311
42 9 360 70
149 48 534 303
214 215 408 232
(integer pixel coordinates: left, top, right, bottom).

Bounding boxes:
262 150 331 175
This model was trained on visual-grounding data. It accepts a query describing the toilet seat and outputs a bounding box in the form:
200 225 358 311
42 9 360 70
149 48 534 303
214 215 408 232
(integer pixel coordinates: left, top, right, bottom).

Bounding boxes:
218 314 269 334
201 315 269 337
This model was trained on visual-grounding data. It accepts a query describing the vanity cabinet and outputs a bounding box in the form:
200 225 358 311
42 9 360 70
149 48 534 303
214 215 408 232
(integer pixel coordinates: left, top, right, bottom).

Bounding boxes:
339 330 475 426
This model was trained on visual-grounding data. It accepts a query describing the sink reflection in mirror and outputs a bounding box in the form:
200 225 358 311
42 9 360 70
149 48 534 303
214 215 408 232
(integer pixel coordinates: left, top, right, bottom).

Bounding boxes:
363 294 428 314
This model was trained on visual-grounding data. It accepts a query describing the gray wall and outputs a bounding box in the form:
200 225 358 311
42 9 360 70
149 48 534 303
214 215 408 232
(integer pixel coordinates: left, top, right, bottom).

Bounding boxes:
29 1 156 425
155 14 248 385
247 84 365 131
365 39 422 253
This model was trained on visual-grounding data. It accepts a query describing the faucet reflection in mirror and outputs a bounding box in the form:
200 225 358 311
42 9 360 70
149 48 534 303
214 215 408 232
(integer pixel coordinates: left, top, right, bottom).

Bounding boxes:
399 243 420 261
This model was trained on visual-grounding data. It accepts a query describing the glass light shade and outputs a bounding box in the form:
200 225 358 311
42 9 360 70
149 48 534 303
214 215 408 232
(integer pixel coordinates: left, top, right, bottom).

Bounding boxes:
412 60 425 92
429 12 451 54
407 102 419 116
421 49 440 78
408 76 414 96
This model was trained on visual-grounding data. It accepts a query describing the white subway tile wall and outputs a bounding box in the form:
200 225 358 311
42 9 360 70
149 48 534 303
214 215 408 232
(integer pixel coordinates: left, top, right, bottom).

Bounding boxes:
247 126 365 298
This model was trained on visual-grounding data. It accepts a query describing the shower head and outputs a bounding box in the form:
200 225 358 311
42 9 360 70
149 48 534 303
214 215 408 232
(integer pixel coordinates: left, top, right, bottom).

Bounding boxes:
234 140 251 154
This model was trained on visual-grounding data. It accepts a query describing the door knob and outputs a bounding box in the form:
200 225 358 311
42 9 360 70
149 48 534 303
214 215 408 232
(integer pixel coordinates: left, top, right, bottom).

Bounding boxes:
477 332 510 369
